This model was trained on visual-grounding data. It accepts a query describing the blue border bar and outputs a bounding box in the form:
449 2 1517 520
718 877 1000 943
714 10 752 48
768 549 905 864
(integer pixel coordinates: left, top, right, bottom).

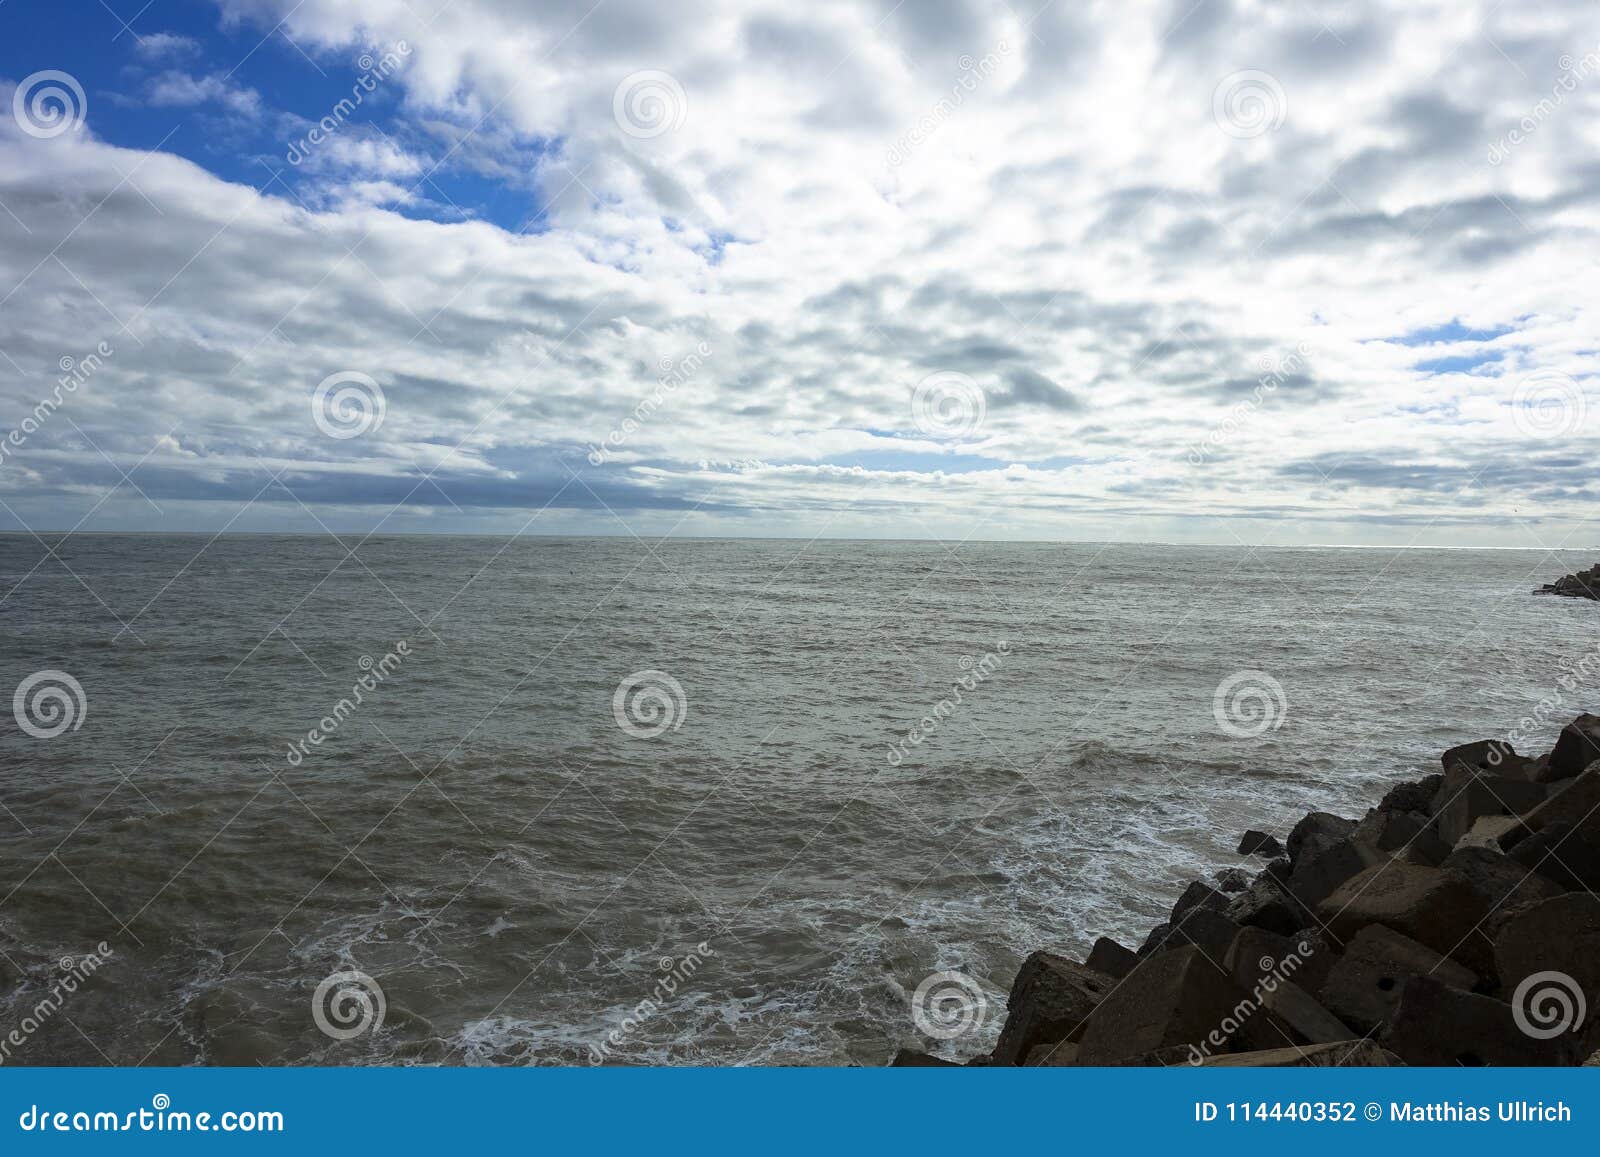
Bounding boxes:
1 1068 1594 1152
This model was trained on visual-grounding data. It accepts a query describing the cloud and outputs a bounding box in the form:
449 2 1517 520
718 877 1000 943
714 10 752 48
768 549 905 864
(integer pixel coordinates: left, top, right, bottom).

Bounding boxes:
0 0 1597 545
289 130 427 178
995 369 1085 412
144 70 263 116
133 32 203 60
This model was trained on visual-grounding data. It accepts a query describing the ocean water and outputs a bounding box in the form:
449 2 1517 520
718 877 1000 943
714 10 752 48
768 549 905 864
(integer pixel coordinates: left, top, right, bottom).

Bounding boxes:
0 534 1595 1066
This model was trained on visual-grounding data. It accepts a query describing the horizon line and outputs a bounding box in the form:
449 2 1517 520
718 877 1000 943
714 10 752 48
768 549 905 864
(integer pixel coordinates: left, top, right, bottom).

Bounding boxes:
0 529 1594 552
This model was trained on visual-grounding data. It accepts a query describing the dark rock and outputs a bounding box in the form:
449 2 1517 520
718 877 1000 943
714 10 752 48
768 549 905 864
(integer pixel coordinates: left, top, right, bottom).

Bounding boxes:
1145 908 1240 960
1023 1041 1077 1066
1524 753 1557 784
1076 945 1281 1065
1378 774 1443 815
890 1049 958 1066
1317 862 1489 974
1286 834 1384 908
1238 830 1284 858
1198 1040 1403 1067
1429 766 1547 846
1137 923 1173 956
1439 845 1563 935
1390 842 1446 867
990 952 1116 1066
1084 936 1138 979
1213 867 1251 893
1492 894 1600 1018
1220 933 1352 1045
1352 807 1449 864
1507 822 1600 892
1507 767 1600 844
1381 975 1583 1066
1100 1045 1196 1066
1225 875 1306 937
1171 880 1229 923
1228 925 1339 996
1286 812 1357 868
1535 564 1600 601
1286 928 1342 994
1438 740 1545 782
1319 924 1477 1033
1223 926 1298 985
1547 716 1600 781
1441 739 1520 776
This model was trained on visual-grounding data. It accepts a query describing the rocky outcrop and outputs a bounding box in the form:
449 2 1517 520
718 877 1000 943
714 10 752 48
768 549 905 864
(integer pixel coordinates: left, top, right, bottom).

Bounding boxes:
989 952 1116 1065
1536 564 1600 600
1237 830 1283 858
900 714 1600 1067
1074 946 1289 1064
1083 936 1137 979
1380 975 1583 1066
1547 716 1600 780
1319 924 1476 1033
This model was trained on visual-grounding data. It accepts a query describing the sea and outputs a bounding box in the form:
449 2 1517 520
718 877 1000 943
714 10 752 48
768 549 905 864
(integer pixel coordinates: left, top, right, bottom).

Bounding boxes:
0 535 1595 1066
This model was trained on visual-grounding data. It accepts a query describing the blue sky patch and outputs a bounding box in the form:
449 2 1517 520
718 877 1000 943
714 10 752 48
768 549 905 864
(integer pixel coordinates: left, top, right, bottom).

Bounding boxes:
1414 349 1505 375
817 450 1011 473
0 2 548 230
1391 318 1514 346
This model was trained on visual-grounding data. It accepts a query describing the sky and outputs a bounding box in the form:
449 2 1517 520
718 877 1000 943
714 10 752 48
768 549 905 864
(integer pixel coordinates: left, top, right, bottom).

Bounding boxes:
0 0 1596 546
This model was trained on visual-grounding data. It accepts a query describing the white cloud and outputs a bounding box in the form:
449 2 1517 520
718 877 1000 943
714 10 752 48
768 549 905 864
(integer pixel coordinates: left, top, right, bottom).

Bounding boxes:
133 31 203 60
144 69 262 116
